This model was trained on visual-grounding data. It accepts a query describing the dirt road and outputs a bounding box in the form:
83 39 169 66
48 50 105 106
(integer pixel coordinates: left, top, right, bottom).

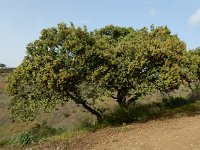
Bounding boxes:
67 115 200 150
26 115 200 150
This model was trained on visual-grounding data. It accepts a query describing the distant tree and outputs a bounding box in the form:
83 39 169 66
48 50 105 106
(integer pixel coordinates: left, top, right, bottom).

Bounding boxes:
0 63 6 68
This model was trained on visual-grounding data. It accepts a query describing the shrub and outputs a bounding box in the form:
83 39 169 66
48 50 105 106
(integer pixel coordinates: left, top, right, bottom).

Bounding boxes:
10 131 36 146
162 96 195 109
103 95 200 126
9 122 64 146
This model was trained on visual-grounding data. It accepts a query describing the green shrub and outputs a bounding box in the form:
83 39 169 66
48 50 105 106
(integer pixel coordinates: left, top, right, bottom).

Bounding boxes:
103 95 200 126
10 131 37 146
162 96 195 109
9 122 64 146
103 104 156 125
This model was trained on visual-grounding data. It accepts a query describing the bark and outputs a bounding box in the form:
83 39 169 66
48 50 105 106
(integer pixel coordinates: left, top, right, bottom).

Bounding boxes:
68 92 103 123
116 89 128 108
81 101 103 123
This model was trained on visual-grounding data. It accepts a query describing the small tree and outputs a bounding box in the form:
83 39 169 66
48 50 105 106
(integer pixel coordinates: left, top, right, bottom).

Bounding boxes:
0 63 6 68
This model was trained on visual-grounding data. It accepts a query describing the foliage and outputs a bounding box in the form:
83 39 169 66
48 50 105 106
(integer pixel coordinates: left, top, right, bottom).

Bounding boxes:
6 23 192 123
90 25 188 107
10 131 37 146
9 122 63 146
6 23 103 122
188 47 200 81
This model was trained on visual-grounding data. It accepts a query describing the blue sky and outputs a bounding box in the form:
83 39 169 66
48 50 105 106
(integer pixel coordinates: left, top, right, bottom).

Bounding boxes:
1 0 200 67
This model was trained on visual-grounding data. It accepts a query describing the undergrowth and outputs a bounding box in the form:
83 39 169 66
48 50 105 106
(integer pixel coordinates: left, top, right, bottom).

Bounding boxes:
8 121 64 147
103 91 200 126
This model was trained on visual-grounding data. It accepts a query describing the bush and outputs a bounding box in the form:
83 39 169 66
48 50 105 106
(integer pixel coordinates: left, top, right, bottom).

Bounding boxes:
103 95 200 126
9 122 64 146
162 96 195 109
10 131 36 146
103 104 160 125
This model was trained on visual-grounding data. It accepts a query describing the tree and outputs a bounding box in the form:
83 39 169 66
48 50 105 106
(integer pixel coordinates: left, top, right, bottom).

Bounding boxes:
6 23 103 122
90 25 188 107
186 47 200 87
0 63 6 68
190 47 200 81
6 23 189 123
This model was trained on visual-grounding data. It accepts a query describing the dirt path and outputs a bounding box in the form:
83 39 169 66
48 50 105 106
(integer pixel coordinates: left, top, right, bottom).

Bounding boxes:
27 115 200 150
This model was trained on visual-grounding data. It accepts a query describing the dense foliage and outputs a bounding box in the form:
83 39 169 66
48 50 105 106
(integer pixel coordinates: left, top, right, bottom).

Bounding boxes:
90 25 187 107
6 23 198 122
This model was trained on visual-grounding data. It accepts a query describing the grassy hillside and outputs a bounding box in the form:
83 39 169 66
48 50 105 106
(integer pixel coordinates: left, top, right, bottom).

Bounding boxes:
0 73 97 148
0 72 200 149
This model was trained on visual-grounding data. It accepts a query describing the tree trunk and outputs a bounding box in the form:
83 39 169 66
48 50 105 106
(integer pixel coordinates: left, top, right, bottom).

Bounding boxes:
68 92 103 123
116 90 127 108
81 101 103 123
117 98 126 108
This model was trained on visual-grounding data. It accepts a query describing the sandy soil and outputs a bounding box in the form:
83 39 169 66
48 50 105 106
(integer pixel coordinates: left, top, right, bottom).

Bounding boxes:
25 115 200 150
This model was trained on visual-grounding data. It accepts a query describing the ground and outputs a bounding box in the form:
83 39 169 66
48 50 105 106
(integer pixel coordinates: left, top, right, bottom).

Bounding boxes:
23 115 200 150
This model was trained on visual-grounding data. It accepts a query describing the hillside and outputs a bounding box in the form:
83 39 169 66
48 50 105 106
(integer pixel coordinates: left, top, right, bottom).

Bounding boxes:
0 73 97 147
1 72 200 150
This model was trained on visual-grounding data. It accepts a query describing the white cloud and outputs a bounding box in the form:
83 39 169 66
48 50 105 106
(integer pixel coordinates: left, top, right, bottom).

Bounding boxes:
149 9 156 17
188 9 200 26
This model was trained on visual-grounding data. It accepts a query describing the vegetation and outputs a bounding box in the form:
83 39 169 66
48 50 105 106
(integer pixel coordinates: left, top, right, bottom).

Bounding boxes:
8 122 63 147
91 25 188 107
6 23 197 124
1 72 200 148
0 63 6 68
104 91 200 125
2 22 200 148
0 63 15 73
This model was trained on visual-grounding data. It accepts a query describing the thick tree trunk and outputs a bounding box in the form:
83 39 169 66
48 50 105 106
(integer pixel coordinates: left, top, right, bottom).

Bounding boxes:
116 90 127 108
81 101 103 123
117 98 126 108
68 92 103 123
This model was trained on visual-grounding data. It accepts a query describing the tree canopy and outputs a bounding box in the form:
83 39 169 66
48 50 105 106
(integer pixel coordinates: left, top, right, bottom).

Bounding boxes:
6 23 193 122
90 25 187 107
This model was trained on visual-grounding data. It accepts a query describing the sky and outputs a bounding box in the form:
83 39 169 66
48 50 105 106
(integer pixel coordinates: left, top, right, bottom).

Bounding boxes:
1 0 200 67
